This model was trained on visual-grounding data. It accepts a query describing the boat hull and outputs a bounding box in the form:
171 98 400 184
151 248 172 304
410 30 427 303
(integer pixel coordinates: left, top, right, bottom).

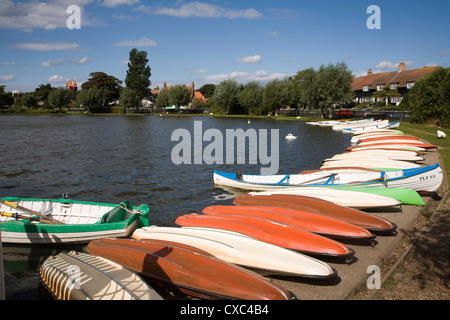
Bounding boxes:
233 194 397 233
202 206 376 242
213 164 443 193
175 214 355 259
132 226 337 279
86 238 295 300
0 198 149 244
39 251 162 300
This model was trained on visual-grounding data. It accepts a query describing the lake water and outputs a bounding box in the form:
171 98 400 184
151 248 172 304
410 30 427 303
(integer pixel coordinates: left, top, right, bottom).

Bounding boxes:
0 114 351 299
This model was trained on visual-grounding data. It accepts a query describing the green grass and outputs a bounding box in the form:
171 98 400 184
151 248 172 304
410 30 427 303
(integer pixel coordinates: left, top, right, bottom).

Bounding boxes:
399 122 450 180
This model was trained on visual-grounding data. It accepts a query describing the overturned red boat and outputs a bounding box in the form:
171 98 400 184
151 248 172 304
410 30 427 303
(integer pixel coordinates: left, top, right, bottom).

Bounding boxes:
233 194 397 234
203 205 376 243
86 238 295 300
175 213 355 260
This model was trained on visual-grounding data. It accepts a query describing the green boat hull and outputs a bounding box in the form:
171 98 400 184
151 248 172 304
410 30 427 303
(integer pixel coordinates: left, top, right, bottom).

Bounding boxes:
0 198 150 244
318 186 425 206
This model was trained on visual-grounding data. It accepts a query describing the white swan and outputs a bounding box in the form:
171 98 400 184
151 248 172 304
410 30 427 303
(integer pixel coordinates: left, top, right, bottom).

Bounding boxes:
437 130 446 139
285 133 298 140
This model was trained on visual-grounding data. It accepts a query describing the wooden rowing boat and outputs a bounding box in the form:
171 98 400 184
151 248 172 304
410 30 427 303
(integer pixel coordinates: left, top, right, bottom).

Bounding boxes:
39 251 163 300
0 197 150 244
320 159 422 170
132 226 337 279
86 238 295 300
202 206 376 242
233 194 398 233
213 163 443 193
175 213 355 259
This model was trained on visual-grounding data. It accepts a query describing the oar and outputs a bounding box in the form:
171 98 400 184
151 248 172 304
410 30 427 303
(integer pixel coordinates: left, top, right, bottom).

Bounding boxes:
1 211 46 223
295 173 338 185
0 200 65 224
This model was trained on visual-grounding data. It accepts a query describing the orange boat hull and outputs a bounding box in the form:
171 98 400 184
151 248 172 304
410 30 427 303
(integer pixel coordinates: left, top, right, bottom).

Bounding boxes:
86 238 295 300
175 214 355 259
233 194 397 234
203 205 376 243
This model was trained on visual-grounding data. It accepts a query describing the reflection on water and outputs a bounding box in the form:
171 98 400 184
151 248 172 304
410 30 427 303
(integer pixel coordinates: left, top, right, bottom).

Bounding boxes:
0 115 351 299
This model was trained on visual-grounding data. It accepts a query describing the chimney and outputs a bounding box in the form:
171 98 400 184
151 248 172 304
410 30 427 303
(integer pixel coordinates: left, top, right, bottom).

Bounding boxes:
367 68 373 75
399 62 405 72
163 81 167 88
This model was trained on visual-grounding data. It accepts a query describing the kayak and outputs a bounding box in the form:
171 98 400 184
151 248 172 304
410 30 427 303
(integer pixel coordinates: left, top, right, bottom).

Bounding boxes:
233 194 398 234
175 213 355 259
202 206 376 242
132 226 337 279
86 238 295 300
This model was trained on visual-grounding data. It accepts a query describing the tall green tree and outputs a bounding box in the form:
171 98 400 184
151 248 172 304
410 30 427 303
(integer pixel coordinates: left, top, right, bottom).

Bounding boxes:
238 81 263 115
77 87 103 112
211 80 241 114
198 84 216 98
48 87 70 111
124 48 151 104
169 85 192 107
401 67 449 127
33 84 54 103
21 93 38 110
308 62 354 117
0 85 14 108
120 87 141 109
82 72 122 106
155 88 170 108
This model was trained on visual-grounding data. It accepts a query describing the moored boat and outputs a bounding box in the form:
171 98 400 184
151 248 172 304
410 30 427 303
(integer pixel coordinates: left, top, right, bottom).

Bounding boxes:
86 238 295 300
132 226 337 279
213 163 443 193
175 213 355 259
202 206 376 242
233 194 398 233
39 251 163 300
0 197 150 244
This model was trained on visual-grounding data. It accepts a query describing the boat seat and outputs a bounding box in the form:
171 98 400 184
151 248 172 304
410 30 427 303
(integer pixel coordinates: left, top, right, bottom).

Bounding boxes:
100 201 131 224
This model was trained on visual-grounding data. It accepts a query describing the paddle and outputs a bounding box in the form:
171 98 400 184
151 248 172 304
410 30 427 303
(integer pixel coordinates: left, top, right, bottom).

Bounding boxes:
1 211 48 223
0 200 65 224
295 173 337 185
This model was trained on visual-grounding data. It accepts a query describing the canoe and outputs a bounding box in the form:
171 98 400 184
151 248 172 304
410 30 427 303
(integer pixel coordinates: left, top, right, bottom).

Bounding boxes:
249 187 408 208
175 214 355 259
346 145 427 152
320 159 422 170
39 251 163 300
325 150 424 162
213 163 443 193
332 119 389 131
132 226 337 279
202 206 376 242
233 194 398 233
86 238 295 300
341 122 400 133
0 197 150 244
347 142 436 150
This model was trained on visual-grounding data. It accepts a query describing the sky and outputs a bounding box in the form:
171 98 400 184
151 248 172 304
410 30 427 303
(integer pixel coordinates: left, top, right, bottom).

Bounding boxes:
1 0 449 93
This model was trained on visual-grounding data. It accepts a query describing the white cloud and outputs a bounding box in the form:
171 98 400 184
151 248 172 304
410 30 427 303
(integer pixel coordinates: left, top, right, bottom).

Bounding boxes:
236 55 262 64
375 60 415 70
47 74 68 84
269 31 278 37
205 70 290 84
101 0 139 8
75 57 90 64
352 71 368 78
424 62 438 67
9 42 80 51
187 69 208 75
0 74 15 82
0 0 96 30
114 37 157 47
41 59 64 67
154 1 262 19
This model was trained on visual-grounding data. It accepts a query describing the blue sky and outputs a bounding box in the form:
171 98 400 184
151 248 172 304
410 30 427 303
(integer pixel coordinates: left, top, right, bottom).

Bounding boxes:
1 0 449 92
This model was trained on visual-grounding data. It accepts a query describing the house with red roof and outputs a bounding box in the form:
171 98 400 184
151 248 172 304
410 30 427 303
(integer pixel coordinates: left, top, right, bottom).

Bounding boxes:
352 62 440 106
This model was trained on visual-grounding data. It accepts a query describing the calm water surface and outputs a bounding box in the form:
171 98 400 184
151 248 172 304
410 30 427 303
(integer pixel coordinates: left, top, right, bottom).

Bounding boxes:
0 114 351 299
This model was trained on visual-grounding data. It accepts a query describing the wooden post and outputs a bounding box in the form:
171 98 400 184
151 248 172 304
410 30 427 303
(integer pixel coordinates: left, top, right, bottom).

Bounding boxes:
0 224 5 300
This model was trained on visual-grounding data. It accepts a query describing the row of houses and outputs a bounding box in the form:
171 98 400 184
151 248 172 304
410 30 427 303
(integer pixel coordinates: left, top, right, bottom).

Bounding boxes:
352 62 440 106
